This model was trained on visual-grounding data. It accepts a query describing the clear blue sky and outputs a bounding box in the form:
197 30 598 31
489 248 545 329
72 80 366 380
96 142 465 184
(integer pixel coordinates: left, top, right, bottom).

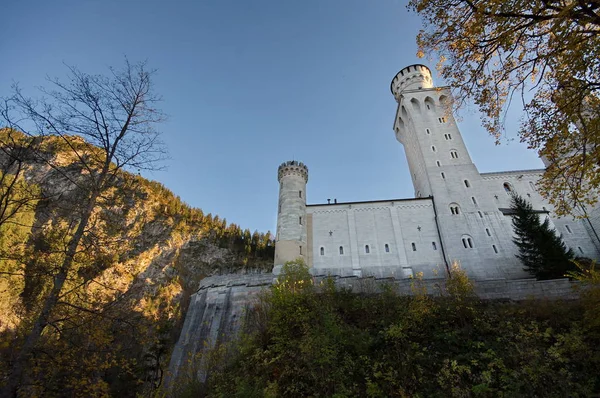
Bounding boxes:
1 0 544 234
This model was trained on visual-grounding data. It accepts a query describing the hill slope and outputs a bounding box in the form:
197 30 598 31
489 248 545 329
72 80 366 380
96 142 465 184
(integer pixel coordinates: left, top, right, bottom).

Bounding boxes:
0 130 274 396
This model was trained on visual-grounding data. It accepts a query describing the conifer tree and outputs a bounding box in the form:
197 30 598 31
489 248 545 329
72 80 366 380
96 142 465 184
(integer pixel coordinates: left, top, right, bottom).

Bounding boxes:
511 195 575 279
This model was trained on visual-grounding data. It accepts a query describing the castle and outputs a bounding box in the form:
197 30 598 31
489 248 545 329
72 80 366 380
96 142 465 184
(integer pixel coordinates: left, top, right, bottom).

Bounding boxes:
273 64 600 280
168 64 599 383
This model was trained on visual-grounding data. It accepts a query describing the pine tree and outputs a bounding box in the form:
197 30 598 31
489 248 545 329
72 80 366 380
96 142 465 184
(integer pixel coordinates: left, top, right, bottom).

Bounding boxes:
511 195 575 279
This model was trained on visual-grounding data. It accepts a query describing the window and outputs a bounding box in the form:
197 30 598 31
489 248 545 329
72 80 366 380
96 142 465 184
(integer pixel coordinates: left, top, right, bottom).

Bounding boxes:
365 245 370 254
529 181 536 191
339 246 344 255
486 228 491 237
450 150 459 159
432 145 436 152
464 180 470 188
450 204 460 215
472 197 478 206
566 225 572 234
432 241 437 250
426 128 431 134
299 245 302 255
385 244 390 253
503 182 512 193
299 190 302 198
411 242 417 251
437 160 441 167
578 246 584 254
320 247 324 256
444 133 452 140
492 245 498 254
462 236 474 249
299 216 302 225
478 211 483 218
438 117 447 123
426 104 430 110
441 172 446 179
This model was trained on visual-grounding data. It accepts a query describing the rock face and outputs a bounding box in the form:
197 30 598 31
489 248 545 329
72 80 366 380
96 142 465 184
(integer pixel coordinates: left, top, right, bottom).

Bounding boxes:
166 274 273 385
167 272 582 390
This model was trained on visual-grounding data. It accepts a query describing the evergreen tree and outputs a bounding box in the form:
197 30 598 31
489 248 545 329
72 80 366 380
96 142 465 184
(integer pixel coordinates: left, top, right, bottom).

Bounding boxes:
511 195 575 279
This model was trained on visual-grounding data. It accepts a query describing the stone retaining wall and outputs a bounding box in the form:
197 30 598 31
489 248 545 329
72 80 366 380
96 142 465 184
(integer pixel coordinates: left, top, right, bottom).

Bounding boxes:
166 273 581 392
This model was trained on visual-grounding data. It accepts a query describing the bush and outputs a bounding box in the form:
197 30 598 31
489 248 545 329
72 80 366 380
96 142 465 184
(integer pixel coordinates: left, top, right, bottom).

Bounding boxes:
201 263 600 397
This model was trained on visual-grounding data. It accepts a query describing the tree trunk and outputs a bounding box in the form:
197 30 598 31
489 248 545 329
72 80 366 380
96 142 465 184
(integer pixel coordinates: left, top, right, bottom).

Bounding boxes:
2 188 100 397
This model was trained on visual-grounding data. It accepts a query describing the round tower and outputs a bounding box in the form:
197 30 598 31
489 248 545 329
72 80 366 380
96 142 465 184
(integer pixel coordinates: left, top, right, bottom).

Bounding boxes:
390 64 433 101
274 160 309 268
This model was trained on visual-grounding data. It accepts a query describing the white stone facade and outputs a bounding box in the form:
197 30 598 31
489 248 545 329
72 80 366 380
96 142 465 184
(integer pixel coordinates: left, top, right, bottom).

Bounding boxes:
274 64 600 280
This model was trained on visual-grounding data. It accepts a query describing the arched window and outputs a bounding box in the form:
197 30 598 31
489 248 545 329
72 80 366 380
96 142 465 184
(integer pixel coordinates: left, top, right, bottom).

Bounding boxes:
478 211 483 218
529 181 536 191
472 197 478 206
503 182 513 193
426 128 431 134
432 145 436 152
424 96 435 111
441 172 446 179
578 246 584 254
299 190 302 198
492 245 498 254
450 150 459 159
461 235 474 249
339 246 344 255
299 216 302 225
385 244 390 253
436 160 441 167
486 228 491 237
411 242 417 251
450 204 460 215
565 225 572 234
411 98 421 113
365 245 370 254
320 247 325 256
464 179 470 188
432 242 437 250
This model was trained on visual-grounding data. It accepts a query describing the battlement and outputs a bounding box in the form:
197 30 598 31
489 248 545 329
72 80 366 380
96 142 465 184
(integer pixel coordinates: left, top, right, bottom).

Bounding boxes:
390 64 433 100
278 160 309 182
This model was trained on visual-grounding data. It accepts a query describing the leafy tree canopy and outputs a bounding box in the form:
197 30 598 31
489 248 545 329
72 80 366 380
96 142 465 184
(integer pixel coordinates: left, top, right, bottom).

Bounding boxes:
409 0 600 215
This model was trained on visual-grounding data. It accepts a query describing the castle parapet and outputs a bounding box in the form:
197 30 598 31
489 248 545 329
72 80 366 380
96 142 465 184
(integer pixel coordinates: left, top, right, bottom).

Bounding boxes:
390 64 433 100
278 160 309 183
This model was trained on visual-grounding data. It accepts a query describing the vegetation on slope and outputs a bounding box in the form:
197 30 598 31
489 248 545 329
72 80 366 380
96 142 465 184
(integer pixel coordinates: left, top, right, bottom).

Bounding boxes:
184 261 600 397
0 129 274 396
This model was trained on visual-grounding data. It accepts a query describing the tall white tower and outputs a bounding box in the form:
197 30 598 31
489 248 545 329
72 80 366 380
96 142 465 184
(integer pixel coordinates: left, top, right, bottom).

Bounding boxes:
391 64 508 278
274 160 308 268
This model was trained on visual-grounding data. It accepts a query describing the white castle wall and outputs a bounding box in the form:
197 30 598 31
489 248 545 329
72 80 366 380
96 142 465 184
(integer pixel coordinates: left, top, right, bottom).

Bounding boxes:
307 199 445 278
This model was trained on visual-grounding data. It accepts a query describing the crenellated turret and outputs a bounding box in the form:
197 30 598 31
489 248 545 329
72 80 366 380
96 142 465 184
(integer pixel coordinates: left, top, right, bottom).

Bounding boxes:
274 161 308 268
390 64 433 101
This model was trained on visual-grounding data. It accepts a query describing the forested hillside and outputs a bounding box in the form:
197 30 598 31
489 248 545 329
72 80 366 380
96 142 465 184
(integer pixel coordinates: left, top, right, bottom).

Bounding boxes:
0 128 274 396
